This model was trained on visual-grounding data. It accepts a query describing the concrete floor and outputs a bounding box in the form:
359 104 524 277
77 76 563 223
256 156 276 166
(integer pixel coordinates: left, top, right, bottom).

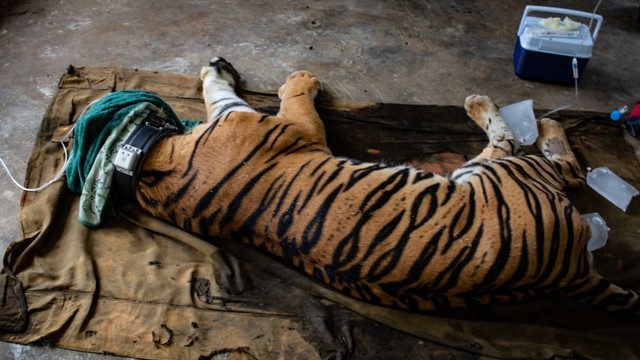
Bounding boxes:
0 0 639 358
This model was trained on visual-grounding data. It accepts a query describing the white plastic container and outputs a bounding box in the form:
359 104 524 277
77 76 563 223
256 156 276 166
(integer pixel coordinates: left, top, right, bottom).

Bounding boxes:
499 99 538 145
582 213 608 252
586 167 639 212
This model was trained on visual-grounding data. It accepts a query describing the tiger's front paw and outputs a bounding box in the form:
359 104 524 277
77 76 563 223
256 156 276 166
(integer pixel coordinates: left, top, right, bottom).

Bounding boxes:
278 70 322 100
200 57 241 87
464 95 494 118
464 94 498 130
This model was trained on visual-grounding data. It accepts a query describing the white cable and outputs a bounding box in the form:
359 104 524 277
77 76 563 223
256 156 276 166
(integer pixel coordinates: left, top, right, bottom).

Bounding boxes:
0 97 101 193
0 124 75 192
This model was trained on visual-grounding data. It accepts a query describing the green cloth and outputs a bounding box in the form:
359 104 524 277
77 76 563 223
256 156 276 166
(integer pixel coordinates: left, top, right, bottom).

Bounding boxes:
66 90 199 227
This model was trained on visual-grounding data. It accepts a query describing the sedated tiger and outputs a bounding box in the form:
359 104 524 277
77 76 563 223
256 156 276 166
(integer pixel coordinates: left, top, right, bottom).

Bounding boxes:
132 57 638 313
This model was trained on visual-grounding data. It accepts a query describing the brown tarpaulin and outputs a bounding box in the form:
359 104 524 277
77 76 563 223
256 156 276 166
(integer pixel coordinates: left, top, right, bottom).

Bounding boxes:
0 66 638 359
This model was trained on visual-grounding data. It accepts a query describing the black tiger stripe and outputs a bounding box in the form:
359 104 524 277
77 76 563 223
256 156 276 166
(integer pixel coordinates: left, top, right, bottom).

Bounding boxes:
139 169 176 187
310 156 332 176
476 175 490 203
198 208 221 235
193 124 282 225
276 200 296 241
365 184 443 284
441 187 476 253
511 159 559 192
574 278 613 303
359 213 408 282
412 171 435 184
506 161 548 214
284 141 319 156
377 226 445 296
493 159 552 285
299 184 343 254
432 225 483 292
218 162 278 232
268 124 292 150
360 210 405 262
213 101 252 119
272 161 312 216
345 163 389 191
468 172 512 293
548 205 579 286
440 181 457 206
137 188 159 208
331 169 411 271
534 192 564 287
509 229 531 284
500 160 548 194
265 136 303 162
164 173 199 224
234 173 286 244
409 183 442 228
353 282 381 304
182 123 217 178
297 172 325 214
521 156 563 187
318 159 347 193
163 171 198 209
183 217 192 232
358 168 410 212
562 276 593 297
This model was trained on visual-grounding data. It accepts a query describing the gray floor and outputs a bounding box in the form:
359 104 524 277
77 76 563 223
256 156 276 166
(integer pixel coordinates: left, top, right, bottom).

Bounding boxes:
1 0 639 358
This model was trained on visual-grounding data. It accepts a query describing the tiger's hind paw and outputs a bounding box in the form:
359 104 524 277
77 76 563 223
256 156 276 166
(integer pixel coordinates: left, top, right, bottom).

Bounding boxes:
536 119 572 159
464 94 496 131
200 57 241 86
537 118 585 188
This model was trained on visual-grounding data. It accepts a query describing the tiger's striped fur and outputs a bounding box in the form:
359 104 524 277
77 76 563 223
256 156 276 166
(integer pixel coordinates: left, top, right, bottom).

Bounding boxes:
136 57 639 313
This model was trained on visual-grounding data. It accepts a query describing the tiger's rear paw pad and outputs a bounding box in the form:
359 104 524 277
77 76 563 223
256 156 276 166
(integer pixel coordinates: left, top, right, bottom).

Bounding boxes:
541 138 569 157
205 57 241 86
537 119 571 158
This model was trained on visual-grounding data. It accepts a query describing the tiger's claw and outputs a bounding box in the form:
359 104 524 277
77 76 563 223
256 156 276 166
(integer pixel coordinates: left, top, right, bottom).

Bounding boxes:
201 56 241 87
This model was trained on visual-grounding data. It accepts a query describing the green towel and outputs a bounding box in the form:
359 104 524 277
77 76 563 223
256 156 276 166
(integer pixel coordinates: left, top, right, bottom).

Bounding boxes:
67 90 199 227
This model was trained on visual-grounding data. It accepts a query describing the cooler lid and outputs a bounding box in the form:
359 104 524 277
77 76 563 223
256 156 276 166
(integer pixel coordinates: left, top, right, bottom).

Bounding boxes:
516 6 603 58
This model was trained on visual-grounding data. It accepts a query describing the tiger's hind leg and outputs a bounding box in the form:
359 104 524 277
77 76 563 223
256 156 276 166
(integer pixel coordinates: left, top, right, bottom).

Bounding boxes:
451 95 522 182
200 57 257 124
536 118 585 189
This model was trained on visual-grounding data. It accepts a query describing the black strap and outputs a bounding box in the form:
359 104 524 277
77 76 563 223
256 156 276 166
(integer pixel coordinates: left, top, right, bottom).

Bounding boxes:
113 117 178 204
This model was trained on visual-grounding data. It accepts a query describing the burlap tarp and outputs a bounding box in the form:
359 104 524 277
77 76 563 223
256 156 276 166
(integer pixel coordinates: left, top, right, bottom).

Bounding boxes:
0 66 638 359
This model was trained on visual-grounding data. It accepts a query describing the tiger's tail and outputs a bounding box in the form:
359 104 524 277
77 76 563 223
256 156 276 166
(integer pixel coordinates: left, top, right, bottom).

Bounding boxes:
564 271 640 314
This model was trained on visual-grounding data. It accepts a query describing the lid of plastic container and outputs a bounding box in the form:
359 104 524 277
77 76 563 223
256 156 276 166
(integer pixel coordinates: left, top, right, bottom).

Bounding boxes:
518 16 595 58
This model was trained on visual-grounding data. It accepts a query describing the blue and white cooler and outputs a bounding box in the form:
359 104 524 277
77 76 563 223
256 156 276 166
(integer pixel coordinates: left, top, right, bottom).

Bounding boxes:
513 6 603 85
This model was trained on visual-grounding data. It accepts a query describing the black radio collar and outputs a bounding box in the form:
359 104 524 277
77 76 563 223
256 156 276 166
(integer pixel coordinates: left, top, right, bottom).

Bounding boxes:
113 116 178 204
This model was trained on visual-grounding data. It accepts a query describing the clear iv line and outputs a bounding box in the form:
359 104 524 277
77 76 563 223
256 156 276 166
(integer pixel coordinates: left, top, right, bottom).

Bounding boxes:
536 0 603 120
